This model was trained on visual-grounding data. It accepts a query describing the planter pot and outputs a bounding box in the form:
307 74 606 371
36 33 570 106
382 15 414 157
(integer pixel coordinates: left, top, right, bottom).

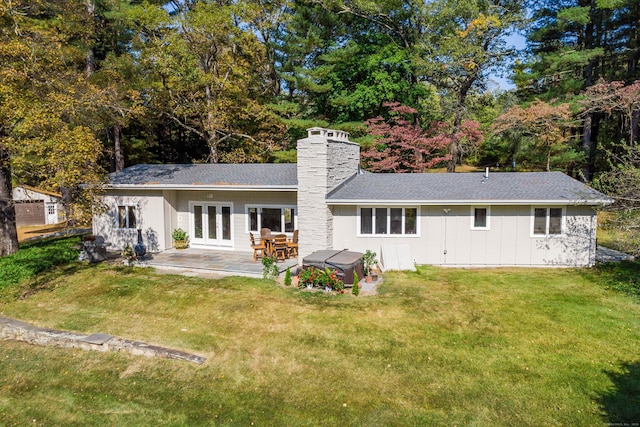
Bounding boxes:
174 240 189 249
366 275 372 283
292 276 299 287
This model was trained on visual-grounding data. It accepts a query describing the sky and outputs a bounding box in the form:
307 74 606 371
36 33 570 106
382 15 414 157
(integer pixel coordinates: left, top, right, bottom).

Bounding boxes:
489 32 528 91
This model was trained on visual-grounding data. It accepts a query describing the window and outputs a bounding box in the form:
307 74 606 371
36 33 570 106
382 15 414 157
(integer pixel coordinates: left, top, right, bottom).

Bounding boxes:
46 204 55 215
361 208 373 234
532 207 564 236
471 206 490 230
247 206 296 233
117 205 136 229
358 207 418 236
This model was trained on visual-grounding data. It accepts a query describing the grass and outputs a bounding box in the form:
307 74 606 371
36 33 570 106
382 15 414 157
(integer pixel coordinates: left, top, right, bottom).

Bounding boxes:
0 241 639 425
0 236 80 290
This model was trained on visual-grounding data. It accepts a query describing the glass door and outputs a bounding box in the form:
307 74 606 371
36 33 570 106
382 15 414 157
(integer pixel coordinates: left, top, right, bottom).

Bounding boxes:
190 202 232 247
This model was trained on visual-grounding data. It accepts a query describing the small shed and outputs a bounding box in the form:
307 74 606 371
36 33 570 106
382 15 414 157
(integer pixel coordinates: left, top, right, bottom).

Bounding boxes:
12 185 64 226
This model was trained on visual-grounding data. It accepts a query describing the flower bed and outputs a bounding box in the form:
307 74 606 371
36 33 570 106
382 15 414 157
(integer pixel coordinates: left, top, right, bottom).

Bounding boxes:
298 267 344 292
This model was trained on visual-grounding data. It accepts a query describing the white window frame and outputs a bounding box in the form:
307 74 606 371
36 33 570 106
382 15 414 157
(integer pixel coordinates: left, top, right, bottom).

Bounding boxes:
470 206 490 230
357 206 420 237
117 205 137 229
246 205 297 235
530 206 565 237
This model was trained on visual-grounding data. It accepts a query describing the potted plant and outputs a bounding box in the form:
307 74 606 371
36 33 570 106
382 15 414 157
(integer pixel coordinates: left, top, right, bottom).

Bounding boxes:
362 249 378 282
172 228 189 249
122 244 136 266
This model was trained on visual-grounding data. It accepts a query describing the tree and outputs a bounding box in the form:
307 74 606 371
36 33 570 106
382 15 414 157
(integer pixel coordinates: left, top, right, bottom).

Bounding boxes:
135 1 284 164
0 0 104 255
594 146 640 257
492 99 579 171
361 102 482 173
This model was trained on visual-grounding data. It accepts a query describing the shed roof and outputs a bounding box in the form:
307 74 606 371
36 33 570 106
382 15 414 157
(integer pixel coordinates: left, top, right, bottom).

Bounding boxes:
327 171 612 206
107 163 297 190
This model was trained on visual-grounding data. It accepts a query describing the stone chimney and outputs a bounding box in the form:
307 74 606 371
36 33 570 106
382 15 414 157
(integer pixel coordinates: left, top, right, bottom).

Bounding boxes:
296 128 360 260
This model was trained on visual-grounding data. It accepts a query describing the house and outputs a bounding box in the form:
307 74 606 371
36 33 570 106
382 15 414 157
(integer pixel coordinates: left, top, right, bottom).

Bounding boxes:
93 128 612 267
12 185 64 226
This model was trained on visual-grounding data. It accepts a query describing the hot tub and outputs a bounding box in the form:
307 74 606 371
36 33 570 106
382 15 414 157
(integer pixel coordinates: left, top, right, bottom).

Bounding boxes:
302 250 364 285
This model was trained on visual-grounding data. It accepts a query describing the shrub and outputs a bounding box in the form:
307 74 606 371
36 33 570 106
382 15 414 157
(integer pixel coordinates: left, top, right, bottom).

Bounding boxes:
298 267 344 291
352 271 360 296
362 250 377 276
262 256 279 280
284 267 292 286
172 228 188 241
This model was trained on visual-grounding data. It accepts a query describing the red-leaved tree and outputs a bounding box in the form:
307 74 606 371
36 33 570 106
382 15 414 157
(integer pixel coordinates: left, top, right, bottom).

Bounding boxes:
361 102 482 173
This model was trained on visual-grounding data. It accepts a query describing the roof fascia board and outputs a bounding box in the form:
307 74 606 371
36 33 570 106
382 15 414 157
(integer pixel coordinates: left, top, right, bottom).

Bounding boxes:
106 184 297 192
327 199 613 206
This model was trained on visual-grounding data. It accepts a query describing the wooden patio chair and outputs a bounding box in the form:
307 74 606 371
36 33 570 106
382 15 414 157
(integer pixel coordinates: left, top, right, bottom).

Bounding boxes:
273 234 289 261
260 228 271 238
287 229 299 258
250 232 266 262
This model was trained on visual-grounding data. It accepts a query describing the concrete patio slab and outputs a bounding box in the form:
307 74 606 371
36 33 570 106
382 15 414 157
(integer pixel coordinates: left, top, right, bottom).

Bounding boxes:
138 248 298 278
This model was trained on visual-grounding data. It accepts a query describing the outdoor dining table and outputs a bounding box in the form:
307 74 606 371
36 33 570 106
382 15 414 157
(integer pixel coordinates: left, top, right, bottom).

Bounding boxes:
261 233 291 259
260 234 277 258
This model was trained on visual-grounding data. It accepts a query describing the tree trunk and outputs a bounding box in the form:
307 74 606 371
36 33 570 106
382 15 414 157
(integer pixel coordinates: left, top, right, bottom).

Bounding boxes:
113 124 124 172
61 186 77 227
446 141 458 173
631 110 639 146
546 145 551 172
0 145 19 257
582 0 596 88
447 74 476 173
582 113 593 180
204 82 219 164
85 0 96 77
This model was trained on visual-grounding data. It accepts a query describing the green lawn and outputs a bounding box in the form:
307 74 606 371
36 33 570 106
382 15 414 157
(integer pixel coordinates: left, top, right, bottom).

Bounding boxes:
0 248 639 425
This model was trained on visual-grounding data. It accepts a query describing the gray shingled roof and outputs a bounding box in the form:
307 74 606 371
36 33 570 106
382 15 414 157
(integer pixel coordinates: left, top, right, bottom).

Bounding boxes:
327 172 611 205
108 165 610 205
108 164 297 188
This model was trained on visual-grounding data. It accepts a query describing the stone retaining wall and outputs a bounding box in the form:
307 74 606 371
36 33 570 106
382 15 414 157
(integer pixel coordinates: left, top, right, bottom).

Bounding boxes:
0 316 205 365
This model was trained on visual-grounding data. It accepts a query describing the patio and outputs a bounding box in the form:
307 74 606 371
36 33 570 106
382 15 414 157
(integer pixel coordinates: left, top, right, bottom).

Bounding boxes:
137 248 298 278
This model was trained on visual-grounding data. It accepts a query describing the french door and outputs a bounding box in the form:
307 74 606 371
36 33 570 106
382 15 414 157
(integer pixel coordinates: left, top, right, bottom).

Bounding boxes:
190 202 233 247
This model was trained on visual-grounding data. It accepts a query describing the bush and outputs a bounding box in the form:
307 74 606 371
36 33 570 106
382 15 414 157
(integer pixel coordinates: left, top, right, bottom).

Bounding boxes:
172 228 188 241
0 237 80 289
352 271 360 296
362 250 377 276
262 256 279 280
298 267 344 291
284 267 292 286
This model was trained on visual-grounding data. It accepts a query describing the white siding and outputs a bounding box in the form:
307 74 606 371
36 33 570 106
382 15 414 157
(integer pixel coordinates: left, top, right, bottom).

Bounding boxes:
95 189 297 253
174 190 296 252
332 204 598 267
93 190 166 252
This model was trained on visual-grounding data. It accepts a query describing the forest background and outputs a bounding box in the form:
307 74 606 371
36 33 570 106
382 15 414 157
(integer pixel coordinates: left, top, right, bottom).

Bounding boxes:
1 0 639 256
